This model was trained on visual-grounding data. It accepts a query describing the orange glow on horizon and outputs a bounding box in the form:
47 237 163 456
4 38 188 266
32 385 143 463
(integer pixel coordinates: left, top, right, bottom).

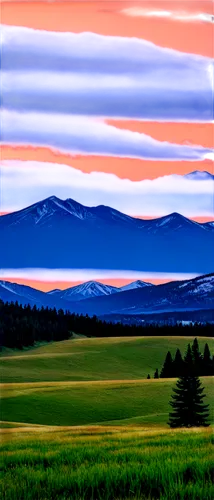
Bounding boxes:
1 145 213 182
2 277 177 293
133 215 214 223
0 210 10 217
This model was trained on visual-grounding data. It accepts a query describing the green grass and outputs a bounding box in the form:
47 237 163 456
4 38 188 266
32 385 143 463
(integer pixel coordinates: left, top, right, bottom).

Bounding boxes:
1 377 213 427
1 336 213 499
0 426 213 500
1 336 213 383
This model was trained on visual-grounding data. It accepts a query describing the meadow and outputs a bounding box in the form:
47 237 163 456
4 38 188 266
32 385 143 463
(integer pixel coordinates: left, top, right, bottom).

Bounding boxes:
1 336 213 383
1 424 213 500
1 336 213 499
1 377 213 427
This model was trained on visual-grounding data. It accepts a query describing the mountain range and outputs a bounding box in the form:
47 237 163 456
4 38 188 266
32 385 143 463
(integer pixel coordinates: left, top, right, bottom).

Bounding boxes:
0 195 214 274
0 274 213 321
0 279 152 309
47 279 152 302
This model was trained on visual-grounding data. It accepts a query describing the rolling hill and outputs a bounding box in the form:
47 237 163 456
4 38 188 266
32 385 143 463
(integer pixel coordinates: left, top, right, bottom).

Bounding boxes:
1 336 213 425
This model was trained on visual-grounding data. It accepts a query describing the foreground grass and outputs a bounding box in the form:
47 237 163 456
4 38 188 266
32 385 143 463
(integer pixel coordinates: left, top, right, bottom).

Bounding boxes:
1 337 213 498
1 377 213 427
0 425 213 500
1 336 213 383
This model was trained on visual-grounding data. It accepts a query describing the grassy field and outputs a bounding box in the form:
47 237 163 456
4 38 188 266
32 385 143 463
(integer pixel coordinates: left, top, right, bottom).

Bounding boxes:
1 424 213 500
1 336 213 499
1 336 213 383
1 377 213 427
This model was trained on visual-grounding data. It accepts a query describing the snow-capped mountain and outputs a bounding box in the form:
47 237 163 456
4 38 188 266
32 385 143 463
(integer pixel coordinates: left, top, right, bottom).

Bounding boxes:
66 273 214 317
1 274 213 319
140 212 203 233
203 221 214 231
119 280 154 292
0 281 49 307
48 281 119 302
48 280 154 301
1 196 137 228
1 196 214 275
177 274 214 296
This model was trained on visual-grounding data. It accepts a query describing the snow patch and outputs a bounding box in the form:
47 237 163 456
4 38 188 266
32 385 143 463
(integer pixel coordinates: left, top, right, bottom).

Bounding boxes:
0 282 18 294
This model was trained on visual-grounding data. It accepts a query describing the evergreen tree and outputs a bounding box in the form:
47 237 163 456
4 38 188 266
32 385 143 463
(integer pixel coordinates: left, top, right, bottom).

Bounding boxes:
192 338 202 374
154 368 159 379
168 374 210 428
147 374 151 379
202 343 213 376
160 351 173 378
211 356 214 376
173 348 183 377
183 344 194 375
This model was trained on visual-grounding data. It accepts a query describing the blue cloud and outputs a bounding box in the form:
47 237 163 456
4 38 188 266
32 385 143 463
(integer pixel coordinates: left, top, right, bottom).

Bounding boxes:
2 160 214 217
1 25 206 73
1 25 213 121
2 111 213 161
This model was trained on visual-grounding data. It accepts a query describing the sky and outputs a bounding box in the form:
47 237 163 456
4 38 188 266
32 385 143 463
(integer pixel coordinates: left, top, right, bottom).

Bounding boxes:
1 1 213 291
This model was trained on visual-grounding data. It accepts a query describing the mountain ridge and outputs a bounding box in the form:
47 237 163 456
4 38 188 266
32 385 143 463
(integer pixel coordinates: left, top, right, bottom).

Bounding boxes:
0 273 213 320
0 196 214 274
1 195 213 229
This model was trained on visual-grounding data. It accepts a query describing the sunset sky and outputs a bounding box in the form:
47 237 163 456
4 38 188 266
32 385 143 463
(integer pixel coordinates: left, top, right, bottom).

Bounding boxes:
1 1 213 290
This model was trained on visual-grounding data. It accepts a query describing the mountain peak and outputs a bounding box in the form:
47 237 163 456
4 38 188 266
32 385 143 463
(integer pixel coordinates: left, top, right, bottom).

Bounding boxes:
119 280 153 292
47 196 61 202
137 211 202 234
155 212 190 227
49 280 119 301
185 170 214 181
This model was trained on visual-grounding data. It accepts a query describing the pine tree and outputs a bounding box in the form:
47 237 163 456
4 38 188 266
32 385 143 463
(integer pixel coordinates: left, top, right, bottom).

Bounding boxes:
192 338 202 374
147 374 151 379
160 351 173 378
173 348 183 377
183 343 194 375
202 343 214 376
211 356 214 376
154 368 159 379
168 374 210 428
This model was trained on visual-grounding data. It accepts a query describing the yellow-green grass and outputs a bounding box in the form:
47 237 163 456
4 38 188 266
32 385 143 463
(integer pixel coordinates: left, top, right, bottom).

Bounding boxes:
0 425 213 500
0 377 213 427
1 336 213 383
1 337 214 499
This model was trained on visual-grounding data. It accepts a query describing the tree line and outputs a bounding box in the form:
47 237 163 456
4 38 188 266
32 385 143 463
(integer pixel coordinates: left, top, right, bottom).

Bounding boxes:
167 340 211 427
0 299 213 349
147 339 212 427
148 338 214 379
